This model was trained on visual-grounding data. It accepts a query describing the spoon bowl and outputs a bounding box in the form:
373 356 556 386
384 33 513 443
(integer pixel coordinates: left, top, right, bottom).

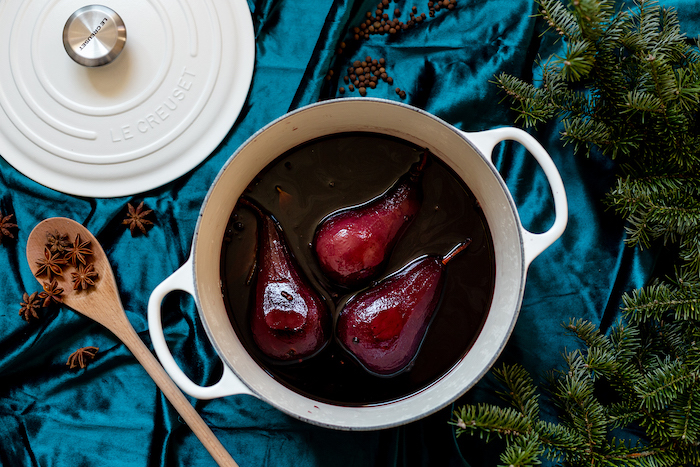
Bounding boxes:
27 218 124 331
26 217 237 467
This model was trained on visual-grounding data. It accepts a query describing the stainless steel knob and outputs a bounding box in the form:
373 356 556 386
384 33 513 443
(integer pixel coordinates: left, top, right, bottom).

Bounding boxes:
63 5 126 67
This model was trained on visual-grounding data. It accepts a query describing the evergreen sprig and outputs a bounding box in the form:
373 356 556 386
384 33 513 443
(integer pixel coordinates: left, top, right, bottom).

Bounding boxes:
453 319 700 466
453 0 700 464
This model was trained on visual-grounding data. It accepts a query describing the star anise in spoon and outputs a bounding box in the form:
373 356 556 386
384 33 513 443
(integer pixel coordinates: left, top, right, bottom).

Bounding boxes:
39 279 64 307
46 230 70 254
123 201 154 236
19 292 42 321
35 247 67 279
71 263 99 290
65 233 93 267
67 346 99 369
0 212 18 244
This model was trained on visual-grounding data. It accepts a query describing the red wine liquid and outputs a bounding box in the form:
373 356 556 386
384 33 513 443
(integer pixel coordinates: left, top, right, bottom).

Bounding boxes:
220 132 495 406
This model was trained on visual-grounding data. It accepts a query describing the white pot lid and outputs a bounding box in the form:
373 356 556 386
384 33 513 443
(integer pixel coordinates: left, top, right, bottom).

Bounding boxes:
0 0 254 197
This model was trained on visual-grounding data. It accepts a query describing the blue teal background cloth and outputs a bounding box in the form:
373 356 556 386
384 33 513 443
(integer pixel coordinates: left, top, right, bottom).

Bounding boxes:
1 0 696 465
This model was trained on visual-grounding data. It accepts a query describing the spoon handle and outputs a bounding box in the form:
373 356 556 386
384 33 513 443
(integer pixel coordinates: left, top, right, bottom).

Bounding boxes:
118 323 238 467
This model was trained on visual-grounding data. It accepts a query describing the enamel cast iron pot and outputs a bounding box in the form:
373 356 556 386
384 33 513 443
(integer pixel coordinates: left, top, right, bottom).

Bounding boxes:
147 98 568 431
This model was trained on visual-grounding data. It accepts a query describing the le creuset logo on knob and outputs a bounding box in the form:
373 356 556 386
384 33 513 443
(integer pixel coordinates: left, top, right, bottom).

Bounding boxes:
63 5 126 67
79 17 109 51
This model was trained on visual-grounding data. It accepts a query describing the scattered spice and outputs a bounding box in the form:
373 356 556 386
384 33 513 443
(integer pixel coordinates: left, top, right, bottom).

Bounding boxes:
66 346 99 369
122 201 154 236
39 279 64 307
46 230 70 254
19 292 42 321
64 233 93 267
326 0 459 99
340 55 401 97
0 212 18 244
34 246 68 279
71 263 99 290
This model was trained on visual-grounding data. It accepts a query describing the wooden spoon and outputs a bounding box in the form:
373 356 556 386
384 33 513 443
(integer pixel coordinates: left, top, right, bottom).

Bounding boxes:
27 217 238 467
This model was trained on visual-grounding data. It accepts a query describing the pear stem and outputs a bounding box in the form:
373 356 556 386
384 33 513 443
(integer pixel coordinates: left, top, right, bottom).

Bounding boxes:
417 149 428 172
239 196 264 219
408 149 429 180
441 239 472 265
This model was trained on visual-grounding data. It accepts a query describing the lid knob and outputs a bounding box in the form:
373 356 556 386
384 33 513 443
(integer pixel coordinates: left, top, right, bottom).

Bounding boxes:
63 5 126 67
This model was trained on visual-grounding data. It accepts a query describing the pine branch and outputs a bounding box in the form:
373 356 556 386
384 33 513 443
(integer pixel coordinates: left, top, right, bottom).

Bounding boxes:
606 401 643 429
535 420 588 461
553 352 609 447
499 432 545 467
536 0 581 39
668 385 700 444
601 438 663 467
647 58 678 105
560 116 619 158
492 72 556 127
635 358 693 411
679 238 700 279
609 320 642 361
674 65 700 113
570 0 615 42
606 176 700 249
494 363 540 421
621 283 700 322
542 61 595 118
451 404 532 442
565 318 612 350
621 90 666 118
556 38 597 81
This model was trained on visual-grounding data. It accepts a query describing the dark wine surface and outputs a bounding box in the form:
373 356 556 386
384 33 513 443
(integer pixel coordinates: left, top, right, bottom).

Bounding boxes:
220 132 495 406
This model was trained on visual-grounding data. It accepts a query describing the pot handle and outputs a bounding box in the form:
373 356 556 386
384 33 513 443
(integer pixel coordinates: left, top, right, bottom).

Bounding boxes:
147 258 254 400
463 127 568 266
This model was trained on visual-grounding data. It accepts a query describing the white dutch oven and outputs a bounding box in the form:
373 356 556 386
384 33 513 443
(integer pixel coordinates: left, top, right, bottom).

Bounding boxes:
147 98 567 430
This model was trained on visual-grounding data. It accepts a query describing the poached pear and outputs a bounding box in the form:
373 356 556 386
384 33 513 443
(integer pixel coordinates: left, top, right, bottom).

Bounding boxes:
336 240 471 376
312 151 427 288
241 198 330 361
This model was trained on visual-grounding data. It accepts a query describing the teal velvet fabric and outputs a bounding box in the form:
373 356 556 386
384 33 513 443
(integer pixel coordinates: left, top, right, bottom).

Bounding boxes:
1 0 696 465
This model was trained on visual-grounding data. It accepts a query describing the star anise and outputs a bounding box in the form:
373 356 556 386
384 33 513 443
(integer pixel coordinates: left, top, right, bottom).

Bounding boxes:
35 247 67 278
66 346 99 369
0 212 18 244
19 292 42 321
71 263 99 290
38 279 64 307
46 230 70 254
123 201 154 236
65 233 93 267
